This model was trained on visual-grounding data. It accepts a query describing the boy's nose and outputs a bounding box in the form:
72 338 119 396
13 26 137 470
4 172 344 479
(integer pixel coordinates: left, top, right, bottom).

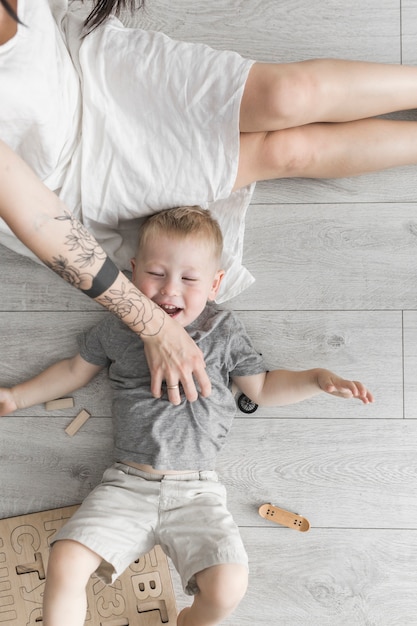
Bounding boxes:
160 279 179 296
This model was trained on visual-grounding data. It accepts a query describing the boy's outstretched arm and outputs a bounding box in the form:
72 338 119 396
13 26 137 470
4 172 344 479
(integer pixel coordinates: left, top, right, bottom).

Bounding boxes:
233 368 374 407
0 354 103 416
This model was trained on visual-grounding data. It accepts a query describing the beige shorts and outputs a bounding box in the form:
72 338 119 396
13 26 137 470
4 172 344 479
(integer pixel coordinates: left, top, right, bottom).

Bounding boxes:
53 463 248 595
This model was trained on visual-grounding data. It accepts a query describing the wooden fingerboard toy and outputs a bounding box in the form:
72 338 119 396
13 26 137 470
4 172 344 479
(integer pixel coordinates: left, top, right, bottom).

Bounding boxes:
0 505 177 625
259 503 310 532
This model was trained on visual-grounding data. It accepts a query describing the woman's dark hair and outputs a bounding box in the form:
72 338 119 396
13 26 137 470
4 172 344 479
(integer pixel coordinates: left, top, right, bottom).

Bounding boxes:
85 0 144 30
0 0 144 30
0 0 22 25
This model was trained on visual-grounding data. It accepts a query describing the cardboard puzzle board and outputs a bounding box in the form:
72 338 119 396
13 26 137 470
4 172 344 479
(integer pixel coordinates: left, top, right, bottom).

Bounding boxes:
0 505 177 625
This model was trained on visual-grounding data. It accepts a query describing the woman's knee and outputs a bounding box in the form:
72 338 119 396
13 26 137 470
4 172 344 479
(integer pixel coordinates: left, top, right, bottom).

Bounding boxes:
249 126 319 181
267 126 320 178
235 126 316 187
242 60 328 131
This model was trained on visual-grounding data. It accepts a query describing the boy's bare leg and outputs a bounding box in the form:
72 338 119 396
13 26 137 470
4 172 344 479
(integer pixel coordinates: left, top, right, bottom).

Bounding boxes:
240 59 417 131
177 563 248 626
235 117 417 188
43 539 102 626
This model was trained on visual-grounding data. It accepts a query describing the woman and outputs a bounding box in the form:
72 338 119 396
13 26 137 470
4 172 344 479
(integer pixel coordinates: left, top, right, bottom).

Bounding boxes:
2 0 417 401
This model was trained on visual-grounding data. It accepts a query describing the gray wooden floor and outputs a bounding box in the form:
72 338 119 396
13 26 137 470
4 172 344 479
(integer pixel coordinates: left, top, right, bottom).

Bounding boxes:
1 1 417 624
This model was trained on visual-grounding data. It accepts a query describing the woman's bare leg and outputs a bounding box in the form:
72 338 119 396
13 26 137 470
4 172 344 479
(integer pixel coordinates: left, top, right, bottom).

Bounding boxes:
43 539 102 626
235 117 417 188
177 564 248 626
240 59 417 131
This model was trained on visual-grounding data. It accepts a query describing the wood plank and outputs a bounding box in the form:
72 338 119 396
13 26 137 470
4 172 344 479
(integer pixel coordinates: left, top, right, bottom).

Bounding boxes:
252 166 417 204
0 311 111 416
0 244 102 312
231 203 417 310
217 419 417 529
1 418 416 529
234 310 402 419
403 311 417 419
0 310 402 418
3 200 417 312
0 418 112 519
120 0 400 62
171 529 417 626
401 0 417 65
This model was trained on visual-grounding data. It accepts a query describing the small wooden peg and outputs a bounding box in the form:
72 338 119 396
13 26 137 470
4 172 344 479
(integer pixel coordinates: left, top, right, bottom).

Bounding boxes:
45 398 74 411
65 409 91 437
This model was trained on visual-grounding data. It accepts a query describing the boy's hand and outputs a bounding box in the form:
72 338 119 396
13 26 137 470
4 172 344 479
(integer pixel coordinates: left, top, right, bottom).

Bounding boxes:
0 388 18 416
317 370 374 404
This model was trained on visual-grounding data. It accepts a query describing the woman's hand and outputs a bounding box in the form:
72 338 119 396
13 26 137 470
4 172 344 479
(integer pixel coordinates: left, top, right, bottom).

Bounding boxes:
142 314 211 405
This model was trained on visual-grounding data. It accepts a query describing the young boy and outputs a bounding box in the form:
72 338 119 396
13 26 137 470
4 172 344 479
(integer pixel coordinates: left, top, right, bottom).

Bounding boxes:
0 206 374 626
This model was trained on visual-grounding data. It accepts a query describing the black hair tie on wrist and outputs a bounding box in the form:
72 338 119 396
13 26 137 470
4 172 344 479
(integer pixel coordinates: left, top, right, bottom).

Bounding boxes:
81 256 120 299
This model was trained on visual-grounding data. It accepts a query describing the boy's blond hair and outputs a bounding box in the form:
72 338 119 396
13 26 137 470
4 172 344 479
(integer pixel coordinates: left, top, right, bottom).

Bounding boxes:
137 206 223 263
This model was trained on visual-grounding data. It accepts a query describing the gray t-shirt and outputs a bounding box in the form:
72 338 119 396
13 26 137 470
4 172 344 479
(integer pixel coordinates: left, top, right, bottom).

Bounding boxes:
79 302 265 470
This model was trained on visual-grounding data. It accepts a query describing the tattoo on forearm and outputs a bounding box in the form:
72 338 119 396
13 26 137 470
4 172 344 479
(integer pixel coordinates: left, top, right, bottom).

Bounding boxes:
54 210 106 267
47 210 165 335
81 256 120 298
46 254 94 290
96 284 165 336
46 210 109 292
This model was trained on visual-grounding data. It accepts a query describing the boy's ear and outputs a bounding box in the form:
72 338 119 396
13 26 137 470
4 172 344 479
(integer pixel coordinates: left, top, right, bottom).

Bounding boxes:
208 269 225 301
130 257 136 280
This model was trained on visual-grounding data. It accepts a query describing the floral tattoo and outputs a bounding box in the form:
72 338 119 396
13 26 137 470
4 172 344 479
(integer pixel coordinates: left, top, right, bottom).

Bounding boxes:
47 210 165 335
46 254 94 290
46 210 107 290
54 210 106 265
97 283 165 336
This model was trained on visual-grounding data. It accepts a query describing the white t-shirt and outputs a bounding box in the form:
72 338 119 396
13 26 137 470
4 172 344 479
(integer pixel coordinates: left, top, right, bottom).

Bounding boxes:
0 0 255 301
0 0 81 189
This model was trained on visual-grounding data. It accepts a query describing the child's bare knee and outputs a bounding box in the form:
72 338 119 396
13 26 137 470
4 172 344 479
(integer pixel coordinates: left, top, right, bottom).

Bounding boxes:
196 563 248 613
47 539 100 590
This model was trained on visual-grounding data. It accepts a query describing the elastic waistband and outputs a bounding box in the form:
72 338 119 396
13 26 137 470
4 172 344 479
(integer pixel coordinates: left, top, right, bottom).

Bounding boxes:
114 462 218 482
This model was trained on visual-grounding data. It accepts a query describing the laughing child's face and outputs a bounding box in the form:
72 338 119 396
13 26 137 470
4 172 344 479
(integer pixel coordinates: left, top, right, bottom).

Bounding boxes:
131 232 224 327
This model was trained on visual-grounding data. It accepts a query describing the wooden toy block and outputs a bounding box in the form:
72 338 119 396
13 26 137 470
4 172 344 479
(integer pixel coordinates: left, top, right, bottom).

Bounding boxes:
65 409 91 437
0 505 177 625
45 397 74 411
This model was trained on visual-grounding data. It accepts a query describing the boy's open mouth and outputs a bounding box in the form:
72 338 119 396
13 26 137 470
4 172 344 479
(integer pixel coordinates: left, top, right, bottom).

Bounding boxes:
159 303 182 317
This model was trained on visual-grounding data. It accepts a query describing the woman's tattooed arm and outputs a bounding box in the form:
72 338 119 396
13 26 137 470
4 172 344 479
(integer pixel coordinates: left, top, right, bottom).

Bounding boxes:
45 210 165 335
96 282 165 336
45 209 106 290
0 139 208 399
